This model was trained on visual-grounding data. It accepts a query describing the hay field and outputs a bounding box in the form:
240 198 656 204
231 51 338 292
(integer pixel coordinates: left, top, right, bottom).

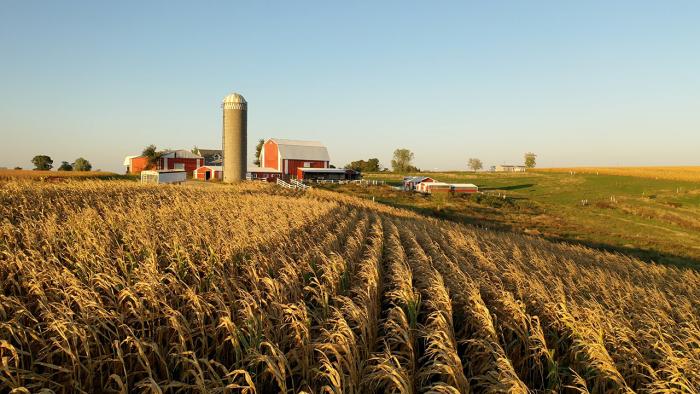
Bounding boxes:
1 180 699 393
0 169 119 180
537 166 700 182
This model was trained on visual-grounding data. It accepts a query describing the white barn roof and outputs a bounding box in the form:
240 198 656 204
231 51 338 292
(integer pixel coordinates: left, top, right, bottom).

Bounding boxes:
270 139 330 161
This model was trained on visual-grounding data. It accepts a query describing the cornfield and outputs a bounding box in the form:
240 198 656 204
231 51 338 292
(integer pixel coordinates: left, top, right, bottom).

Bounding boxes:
537 166 700 183
1 180 699 393
0 170 118 180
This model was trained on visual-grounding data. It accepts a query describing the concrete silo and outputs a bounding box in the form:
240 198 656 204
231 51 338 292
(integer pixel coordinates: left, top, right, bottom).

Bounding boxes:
221 92 247 182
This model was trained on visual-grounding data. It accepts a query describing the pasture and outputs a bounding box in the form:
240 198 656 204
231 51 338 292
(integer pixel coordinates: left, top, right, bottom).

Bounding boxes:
538 166 700 183
346 169 700 267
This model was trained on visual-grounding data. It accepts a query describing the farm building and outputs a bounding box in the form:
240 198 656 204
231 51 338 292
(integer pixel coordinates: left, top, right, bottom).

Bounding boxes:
124 150 204 174
403 176 435 191
417 182 451 194
193 165 223 181
451 183 479 193
246 166 281 181
156 150 204 173
402 176 478 195
297 168 360 181
495 165 526 172
123 156 139 174
140 170 186 184
257 138 330 178
193 149 223 165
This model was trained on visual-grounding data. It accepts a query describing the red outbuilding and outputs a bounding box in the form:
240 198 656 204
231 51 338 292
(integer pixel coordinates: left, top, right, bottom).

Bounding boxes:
193 165 223 181
403 176 435 191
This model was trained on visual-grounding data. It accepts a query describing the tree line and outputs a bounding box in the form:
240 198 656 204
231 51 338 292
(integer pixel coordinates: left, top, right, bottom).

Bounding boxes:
29 155 92 171
345 149 536 173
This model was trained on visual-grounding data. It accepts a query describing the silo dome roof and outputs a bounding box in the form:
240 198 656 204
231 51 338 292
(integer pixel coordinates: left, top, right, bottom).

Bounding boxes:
222 92 246 104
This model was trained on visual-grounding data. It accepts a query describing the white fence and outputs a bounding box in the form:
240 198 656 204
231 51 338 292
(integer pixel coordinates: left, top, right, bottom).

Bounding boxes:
275 178 296 189
309 179 385 185
276 178 310 191
290 179 310 190
275 177 384 189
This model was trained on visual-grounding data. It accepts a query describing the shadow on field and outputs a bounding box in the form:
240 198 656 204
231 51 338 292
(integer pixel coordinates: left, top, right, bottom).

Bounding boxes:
539 236 700 270
376 196 700 270
319 183 700 270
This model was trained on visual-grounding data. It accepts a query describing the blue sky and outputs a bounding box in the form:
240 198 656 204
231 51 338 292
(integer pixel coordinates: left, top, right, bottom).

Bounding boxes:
1 1 698 172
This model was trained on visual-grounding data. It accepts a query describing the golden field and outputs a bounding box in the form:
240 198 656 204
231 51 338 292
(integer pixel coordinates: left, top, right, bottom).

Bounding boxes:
1 180 699 393
537 166 700 182
0 169 118 180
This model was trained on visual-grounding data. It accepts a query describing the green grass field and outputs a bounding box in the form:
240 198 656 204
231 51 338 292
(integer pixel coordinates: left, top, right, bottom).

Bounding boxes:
322 170 700 268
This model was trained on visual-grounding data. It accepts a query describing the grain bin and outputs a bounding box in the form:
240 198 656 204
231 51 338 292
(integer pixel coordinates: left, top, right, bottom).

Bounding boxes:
222 92 247 182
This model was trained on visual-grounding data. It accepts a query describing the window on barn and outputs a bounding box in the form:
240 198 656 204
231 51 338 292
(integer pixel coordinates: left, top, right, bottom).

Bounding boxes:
174 163 185 170
304 162 311 167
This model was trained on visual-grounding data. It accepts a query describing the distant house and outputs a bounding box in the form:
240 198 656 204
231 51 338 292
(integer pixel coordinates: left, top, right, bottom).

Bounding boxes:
123 156 139 174
495 165 526 172
193 149 222 166
256 138 330 178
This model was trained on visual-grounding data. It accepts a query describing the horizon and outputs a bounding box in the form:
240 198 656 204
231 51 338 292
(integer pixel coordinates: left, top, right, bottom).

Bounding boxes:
1 1 699 172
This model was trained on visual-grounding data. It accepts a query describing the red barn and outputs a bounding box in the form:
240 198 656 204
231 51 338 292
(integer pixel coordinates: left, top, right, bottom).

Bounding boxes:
259 139 330 178
157 150 204 173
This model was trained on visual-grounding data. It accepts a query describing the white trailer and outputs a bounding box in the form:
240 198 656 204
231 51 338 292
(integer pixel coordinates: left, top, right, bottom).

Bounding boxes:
141 170 186 184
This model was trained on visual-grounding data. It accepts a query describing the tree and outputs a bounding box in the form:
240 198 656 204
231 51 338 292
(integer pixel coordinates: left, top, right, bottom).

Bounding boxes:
345 158 381 172
391 148 415 173
524 152 537 169
72 157 92 171
142 145 160 167
31 155 53 170
365 158 380 172
58 161 73 171
253 139 265 166
467 158 483 172
13 167 22 170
